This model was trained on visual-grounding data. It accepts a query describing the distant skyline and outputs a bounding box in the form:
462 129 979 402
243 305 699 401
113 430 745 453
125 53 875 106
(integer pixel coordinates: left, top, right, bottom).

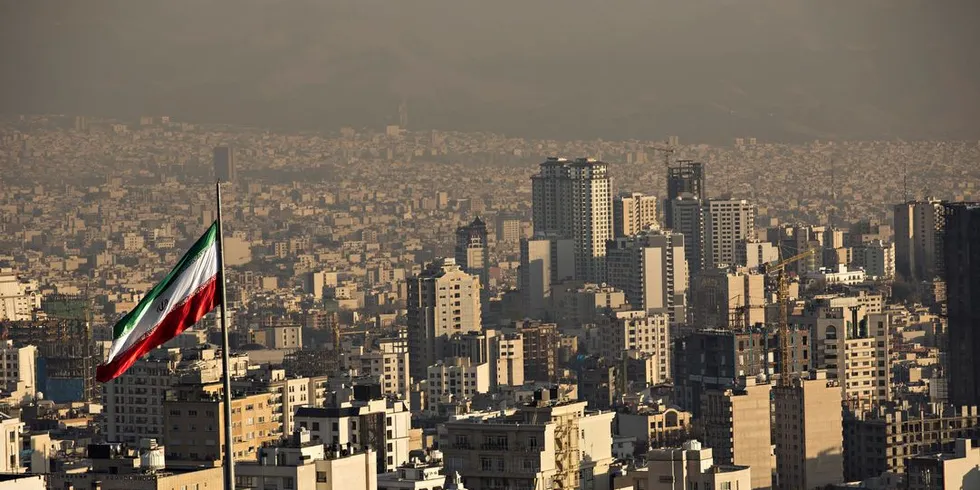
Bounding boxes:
2 1 978 144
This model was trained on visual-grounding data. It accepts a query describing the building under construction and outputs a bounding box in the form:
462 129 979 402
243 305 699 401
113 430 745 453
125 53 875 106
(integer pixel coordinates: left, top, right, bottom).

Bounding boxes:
0 294 102 403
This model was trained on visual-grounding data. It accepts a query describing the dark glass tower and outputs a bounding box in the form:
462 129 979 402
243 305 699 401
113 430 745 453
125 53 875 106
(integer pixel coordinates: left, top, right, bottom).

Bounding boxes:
665 160 704 228
942 203 980 407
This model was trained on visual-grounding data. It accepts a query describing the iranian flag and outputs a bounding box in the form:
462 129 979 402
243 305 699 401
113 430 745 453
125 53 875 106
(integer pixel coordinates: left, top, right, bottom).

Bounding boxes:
97 222 221 382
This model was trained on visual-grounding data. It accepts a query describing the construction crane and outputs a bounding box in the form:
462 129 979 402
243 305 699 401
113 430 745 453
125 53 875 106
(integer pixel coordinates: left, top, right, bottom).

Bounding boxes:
760 248 816 386
647 141 676 172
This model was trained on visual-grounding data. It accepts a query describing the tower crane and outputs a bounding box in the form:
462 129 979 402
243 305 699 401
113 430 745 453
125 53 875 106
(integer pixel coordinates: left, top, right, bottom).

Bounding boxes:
760 248 817 386
647 141 676 172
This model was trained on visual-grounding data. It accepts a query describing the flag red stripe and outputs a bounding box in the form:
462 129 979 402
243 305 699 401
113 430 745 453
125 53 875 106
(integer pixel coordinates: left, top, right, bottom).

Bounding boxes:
96 277 219 382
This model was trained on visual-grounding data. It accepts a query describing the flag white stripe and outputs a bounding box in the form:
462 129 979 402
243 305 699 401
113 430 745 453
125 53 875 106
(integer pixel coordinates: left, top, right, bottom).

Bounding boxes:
106 242 219 362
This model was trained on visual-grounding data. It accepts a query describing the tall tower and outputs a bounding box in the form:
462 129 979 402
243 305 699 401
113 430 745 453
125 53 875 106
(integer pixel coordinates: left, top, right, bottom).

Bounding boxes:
605 228 688 324
530 157 613 283
894 199 947 282
406 258 481 381
665 160 705 229
613 192 659 237
670 196 705 274
213 145 236 183
942 202 980 407
772 371 844 489
702 198 756 269
455 217 489 291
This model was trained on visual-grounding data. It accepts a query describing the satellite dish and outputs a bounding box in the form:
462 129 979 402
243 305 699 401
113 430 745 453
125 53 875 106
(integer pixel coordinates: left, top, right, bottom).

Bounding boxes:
35 391 44 401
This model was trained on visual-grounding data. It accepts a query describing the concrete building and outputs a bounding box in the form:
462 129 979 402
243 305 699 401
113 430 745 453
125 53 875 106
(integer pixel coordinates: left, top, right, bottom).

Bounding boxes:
773 371 844 490
701 377 773 490
377 458 448 490
441 397 615 490
531 157 613 283
49 443 224 490
249 324 303 350
496 215 523 243
446 330 524 389
163 383 280 467
942 203 980 408
905 439 980 490
515 320 560 383
236 430 377 490
294 396 411 473
519 236 575 319
347 337 411 399
548 282 627 329
843 403 979 482
426 357 491 414
852 239 896 280
0 414 24 473
893 199 946 282
0 474 44 490
0 270 40 321
214 145 236 182
0 341 36 401
647 440 752 490
805 265 867 286
613 192 659 238
743 239 779 270
606 228 688 324
615 404 693 452
407 258 482 381
455 217 490 294
598 310 671 384
703 198 756 269
665 160 705 230
668 196 705 274
690 267 766 329
793 297 891 410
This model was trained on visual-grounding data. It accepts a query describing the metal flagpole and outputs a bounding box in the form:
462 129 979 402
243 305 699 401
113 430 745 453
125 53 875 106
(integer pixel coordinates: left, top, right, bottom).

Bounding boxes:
216 180 236 490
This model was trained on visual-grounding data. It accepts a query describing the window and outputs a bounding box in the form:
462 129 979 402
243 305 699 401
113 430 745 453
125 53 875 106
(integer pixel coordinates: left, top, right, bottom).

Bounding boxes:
313 422 320 431
316 472 327 483
283 477 294 489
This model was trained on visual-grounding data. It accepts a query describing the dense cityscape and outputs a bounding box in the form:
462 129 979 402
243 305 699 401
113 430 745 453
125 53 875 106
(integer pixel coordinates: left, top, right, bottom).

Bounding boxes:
0 112 977 490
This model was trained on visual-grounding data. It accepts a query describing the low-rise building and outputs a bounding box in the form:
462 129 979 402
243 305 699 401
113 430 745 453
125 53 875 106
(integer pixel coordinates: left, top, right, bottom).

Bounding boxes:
647 440 752 490
236 429 377 490
906 439 980 490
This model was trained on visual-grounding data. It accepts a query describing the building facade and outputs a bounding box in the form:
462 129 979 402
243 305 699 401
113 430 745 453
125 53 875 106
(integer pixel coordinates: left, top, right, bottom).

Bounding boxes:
606 228 688 324
613 192 659 238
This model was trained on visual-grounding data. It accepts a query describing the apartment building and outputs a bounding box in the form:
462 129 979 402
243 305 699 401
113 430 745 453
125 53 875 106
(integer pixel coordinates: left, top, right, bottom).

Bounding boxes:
235 430 377 490
0 341 36 401
598 310 670 384
905 439 980 490
703 198 756 269
606 228 688 323
615 404 693 452
647 440 752 490
613 192 659 238
0 270 40 321
701 377 774 490
426 357 491 414
773 371 844 490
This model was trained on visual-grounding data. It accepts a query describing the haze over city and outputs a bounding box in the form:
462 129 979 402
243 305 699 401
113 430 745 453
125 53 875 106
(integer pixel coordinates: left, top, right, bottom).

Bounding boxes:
0 2 979 490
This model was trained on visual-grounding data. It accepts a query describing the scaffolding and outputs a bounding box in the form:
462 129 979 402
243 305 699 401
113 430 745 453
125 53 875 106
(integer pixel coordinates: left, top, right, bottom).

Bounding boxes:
551 410 580 490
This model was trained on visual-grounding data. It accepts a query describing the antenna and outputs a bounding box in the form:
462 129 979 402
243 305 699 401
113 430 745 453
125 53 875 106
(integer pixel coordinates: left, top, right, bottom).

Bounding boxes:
903 160 909 202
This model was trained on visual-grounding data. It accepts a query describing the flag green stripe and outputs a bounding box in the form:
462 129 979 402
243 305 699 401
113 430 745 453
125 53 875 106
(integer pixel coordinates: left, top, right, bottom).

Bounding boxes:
112 222 218 339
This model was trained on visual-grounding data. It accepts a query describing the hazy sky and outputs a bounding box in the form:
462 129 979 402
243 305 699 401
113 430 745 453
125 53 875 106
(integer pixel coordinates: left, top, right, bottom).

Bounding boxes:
2 1 978 142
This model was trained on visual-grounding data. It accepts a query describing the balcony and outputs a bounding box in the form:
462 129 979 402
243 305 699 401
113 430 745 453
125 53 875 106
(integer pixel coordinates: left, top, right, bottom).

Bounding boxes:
480 443 510 451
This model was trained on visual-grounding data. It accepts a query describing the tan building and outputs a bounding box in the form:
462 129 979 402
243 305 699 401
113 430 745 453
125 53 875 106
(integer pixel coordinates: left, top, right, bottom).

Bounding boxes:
703 198 757 269
905 439 980 490
701 377 773 490
446 329 525 389
515 320 559 383
0 269 40 321
598 310 670 384
606 228 688 324
407 258 482 381
249 324 303 350
0 341 36 401
426 357 491 414
48 444 224 490
520 237 575 319
441 397 615 490
773 371 844 490
647 440 752 490
163 383 279 467
615 404 693 452
613 192 659 238
549 282 627 329
0 414 24 473
236 431 377 490
691 267 766 329
343 337 412 399
377 458 447 490
843 403 979 482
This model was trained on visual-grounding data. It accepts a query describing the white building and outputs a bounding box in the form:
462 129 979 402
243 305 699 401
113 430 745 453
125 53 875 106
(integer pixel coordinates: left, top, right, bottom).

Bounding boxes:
377 458 447 490
0 414 24 473
806 265 867 286
426 358 491 414
742 239 779 270
531 157 613 283
344 337 411 399
407 258 482 381
0 270 40 321
294 398 412 473
647 440 751 490
0 341 36 401
702 198 756 269
236 431 377 490
606 228 688 324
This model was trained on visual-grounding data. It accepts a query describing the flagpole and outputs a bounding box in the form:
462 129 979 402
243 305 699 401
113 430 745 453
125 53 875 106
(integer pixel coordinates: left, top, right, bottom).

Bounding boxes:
216 180 236 490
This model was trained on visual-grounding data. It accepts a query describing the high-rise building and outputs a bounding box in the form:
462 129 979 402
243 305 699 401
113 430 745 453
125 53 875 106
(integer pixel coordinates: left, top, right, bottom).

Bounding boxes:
942 203 980 407
213 145 236 183
455 217 490 292
852 239 896 280
703 198 756 269
700 377 774 490
519 237 574 319
597 310 671 384
669 196 705 274
531 157 613 283
772 371 844 490
407 258 482 381
894 199 946 282
613 192 659 237
690 267 765 329
516 320 560 383
665 160 705 229
426 357 491 414
606 228 688 323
